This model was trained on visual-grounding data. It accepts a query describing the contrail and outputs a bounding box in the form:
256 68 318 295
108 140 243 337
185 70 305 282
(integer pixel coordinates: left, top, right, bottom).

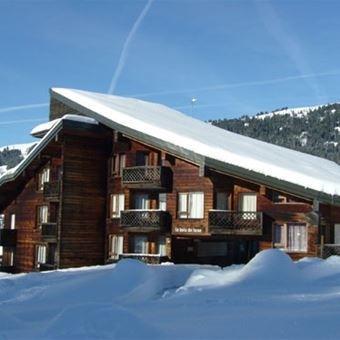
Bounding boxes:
255 1 324 102
108 0 155 94
0 118 45 126
0 103 48 114
129 69 340 98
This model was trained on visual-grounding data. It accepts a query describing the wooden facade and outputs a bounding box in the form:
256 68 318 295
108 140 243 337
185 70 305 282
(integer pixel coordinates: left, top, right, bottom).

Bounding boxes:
1 97 340 273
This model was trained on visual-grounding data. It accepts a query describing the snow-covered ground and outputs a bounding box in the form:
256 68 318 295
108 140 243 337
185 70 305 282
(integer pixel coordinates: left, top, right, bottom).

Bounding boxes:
1 249 340 339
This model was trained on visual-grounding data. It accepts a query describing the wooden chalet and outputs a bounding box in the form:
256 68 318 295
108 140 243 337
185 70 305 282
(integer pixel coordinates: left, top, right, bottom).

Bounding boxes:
0 88 340 273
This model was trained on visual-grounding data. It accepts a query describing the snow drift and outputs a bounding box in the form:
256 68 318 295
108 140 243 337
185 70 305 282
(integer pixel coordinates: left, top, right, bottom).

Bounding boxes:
1 250 340 339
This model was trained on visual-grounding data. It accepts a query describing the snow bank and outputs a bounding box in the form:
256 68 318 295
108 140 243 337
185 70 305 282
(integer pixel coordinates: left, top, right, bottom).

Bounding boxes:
1 251 340 339
182 250 302 291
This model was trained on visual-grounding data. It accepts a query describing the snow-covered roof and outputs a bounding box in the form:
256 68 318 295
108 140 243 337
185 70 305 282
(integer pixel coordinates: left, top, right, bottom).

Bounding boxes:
30 114 98 137
2 88 340 204
49 88 340 199
0 114 97 185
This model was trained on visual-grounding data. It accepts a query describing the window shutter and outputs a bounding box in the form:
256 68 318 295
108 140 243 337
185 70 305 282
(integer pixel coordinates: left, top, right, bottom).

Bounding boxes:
111 195 117 217
118 194 125 217
10 214 16 230
178 193 188 218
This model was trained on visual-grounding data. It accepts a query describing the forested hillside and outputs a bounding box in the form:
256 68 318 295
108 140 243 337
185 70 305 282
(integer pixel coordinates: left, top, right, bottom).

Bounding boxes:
211 103 340 164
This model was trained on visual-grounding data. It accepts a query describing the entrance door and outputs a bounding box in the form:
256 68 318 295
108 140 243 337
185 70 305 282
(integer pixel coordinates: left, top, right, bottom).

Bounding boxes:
335 224 340 244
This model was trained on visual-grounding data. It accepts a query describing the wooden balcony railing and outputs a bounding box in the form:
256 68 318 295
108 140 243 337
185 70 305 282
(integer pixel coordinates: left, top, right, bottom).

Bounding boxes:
122 166 172 189
119 253 168 264
41 222 58 241
209 210 263 235
120 210 171 232
43 181 60 200
322 244 340 259
0 229 17 247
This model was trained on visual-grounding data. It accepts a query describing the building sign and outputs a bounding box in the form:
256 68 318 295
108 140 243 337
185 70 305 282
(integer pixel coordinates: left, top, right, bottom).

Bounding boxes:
174 226 203 234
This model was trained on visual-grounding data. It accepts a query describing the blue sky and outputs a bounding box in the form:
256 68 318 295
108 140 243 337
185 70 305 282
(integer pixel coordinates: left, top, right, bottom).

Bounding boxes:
1 0 340 146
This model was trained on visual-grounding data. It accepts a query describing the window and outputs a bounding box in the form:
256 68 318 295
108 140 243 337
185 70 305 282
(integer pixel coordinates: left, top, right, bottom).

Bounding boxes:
36 245 47 266
109 235 124 260
134 194 150 210
239 193 257 212
274 223 307 252
287 224 307 252
136 151 149 166
37 167 50 191
134 235 148 254
239 193 257 220
111 154 126 176
158 236 167 256
10 214 16 230
274 224 286 247
110 194 125 218
3 250 14 266
178 192 204 219
0 214 4 229
159 193 167 211
215 192 230 210
37 205 48 227
335 224 340 244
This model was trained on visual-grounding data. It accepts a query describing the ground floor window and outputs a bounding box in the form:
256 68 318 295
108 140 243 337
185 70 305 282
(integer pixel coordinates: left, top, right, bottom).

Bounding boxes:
109 235 124 260
274 223 307 252
36 245 47 267
2 249 14 266
158 236 167 256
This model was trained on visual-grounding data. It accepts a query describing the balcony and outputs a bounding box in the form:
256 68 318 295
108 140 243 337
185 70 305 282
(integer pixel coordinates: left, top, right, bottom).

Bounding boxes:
120 210 171 232
43 181 60 200
41 222 58 242
119 253 168 264
122 166 172 189
322 244 340 259
209 210 263 235
0 229 17 247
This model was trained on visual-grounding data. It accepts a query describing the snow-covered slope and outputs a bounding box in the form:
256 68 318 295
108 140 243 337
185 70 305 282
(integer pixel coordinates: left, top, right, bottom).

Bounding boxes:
0 250 340 339
0 142 37 158
254 104 329 120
